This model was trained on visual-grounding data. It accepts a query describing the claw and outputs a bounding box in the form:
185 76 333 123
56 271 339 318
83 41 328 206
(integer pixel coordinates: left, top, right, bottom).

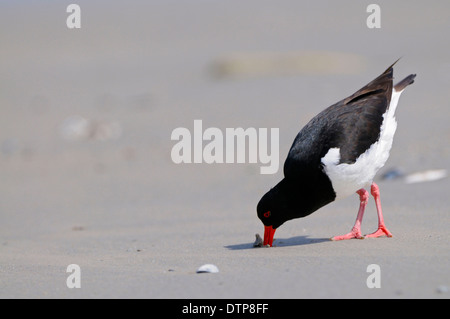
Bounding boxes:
365 225 393 238
331 229 365 241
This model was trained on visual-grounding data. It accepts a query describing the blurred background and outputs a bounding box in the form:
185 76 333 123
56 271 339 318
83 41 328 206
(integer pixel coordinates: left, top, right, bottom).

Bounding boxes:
0 1 449 298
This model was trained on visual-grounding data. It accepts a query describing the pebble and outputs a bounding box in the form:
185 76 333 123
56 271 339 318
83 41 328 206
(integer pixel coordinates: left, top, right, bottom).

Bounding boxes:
436 285 448 294
381 167 404 180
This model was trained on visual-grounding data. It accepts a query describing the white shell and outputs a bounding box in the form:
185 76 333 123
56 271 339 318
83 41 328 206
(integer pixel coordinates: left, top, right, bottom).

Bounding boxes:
404 169 447 184
60 116 122 142
196 264 219 273
60 115 90 141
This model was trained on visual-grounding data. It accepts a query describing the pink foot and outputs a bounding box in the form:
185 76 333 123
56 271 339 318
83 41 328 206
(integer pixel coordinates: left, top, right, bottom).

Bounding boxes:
365 225 393 238
366 183 393 238
331 189 368 241
331 228 364 241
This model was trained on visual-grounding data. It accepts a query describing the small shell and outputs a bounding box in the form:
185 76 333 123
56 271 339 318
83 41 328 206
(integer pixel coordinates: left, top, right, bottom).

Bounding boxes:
196 264 219 274
253 233 263 247
60 115 90 141
404 169 447 184
253 233 271 247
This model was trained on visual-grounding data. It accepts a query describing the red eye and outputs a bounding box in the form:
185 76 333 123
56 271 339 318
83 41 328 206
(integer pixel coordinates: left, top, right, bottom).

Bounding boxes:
264 211 271 218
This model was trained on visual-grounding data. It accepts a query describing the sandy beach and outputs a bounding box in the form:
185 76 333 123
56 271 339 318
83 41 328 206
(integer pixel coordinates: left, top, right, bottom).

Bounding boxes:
0 1 449 299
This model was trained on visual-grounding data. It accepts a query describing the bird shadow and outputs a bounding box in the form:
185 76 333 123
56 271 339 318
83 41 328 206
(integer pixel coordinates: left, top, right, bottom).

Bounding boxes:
225 235 331 250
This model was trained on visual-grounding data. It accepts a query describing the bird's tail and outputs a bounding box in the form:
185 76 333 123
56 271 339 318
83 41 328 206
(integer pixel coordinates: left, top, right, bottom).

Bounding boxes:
394 74 416 91
383 57 401 74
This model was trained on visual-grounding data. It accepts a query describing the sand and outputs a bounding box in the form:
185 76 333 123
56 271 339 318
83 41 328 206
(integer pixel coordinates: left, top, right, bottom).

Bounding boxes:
0 1 449 299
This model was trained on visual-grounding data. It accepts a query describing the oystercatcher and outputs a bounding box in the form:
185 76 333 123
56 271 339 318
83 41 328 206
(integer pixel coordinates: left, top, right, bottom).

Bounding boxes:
257 61 416 246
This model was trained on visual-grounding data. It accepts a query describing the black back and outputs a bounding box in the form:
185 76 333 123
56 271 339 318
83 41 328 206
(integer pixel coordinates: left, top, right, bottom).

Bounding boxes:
285 65 393 177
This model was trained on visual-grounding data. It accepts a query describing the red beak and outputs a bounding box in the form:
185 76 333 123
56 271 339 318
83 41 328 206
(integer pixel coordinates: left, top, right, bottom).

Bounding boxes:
263 225 276 247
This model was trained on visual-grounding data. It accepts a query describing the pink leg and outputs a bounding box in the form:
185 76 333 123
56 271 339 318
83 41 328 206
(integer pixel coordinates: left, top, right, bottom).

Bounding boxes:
331 189 368 241
365 183 393 238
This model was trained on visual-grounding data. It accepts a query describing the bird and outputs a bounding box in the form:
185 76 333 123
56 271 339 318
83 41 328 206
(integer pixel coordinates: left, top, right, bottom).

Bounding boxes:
257 60 416 247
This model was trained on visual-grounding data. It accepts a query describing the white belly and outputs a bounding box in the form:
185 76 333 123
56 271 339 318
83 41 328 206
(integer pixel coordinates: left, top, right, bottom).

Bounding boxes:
321 89 403 200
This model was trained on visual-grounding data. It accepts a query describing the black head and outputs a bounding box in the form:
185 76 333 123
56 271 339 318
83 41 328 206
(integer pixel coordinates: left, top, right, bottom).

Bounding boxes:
256 182 293 247
256 177 335 246
257 188 288 229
